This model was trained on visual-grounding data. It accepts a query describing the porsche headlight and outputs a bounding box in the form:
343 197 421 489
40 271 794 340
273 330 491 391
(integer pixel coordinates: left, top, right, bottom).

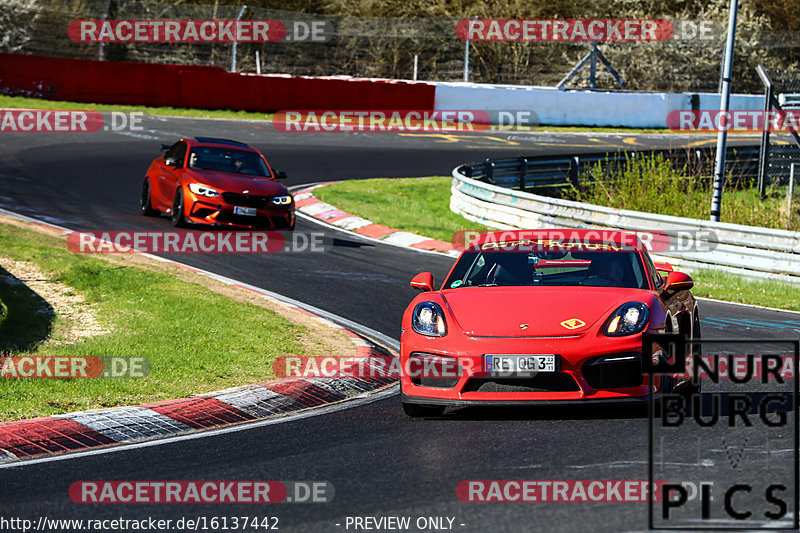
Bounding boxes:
272 195 293 205
189 183 219 197
412 302 447 337
604 302 649 337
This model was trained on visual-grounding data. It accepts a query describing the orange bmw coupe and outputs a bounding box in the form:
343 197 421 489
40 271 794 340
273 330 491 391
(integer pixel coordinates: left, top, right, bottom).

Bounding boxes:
141 137 295 230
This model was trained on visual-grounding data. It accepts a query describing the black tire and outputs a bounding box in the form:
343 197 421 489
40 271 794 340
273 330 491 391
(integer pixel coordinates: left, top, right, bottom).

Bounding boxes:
402 402 446 418
171 188 186 227
140 179 157 216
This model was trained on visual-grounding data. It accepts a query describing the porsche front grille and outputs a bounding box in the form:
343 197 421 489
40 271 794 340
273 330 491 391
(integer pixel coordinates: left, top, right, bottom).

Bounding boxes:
463 374 580 393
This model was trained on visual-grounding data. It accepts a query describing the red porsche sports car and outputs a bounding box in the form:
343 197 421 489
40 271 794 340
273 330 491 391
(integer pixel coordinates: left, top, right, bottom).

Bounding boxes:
400 229 700 417
141 137 295 229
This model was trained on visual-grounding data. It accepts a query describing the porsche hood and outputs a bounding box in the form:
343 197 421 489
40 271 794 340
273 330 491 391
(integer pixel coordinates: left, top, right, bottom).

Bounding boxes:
440 287 650 337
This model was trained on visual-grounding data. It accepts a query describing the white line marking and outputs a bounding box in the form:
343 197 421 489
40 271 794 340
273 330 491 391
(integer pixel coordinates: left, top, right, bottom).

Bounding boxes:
697 296 800 315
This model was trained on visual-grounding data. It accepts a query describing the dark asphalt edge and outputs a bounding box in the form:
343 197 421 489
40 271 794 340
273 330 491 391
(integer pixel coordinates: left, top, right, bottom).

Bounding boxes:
0 207 400 464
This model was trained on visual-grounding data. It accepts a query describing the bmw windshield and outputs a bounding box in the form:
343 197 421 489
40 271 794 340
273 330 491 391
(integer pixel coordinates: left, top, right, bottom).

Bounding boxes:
188 147 271 177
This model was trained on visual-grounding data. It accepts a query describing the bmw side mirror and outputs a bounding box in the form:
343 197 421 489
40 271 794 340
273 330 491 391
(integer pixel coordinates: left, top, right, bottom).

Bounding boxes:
275 170 287 180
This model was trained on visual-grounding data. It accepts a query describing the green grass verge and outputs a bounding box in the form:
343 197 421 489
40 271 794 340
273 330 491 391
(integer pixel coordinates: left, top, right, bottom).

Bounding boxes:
566 153 800 231
313 176 800 311
0 94 275 121
314 176 490 244
0 223 324 422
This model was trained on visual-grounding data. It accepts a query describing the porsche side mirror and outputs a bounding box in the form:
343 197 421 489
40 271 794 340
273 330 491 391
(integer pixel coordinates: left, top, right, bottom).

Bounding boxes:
665 271 693 292
275 170 287 180
410 272 434 292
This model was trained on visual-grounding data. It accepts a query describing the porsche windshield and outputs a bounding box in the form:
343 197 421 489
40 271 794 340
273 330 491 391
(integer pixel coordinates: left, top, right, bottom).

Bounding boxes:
188 147 271 177
444 249 648 289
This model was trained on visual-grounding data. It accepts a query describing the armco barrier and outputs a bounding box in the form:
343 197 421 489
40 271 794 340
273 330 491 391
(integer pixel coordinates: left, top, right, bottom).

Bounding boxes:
450 167 800 283
0 53 435 111
459 147 760 190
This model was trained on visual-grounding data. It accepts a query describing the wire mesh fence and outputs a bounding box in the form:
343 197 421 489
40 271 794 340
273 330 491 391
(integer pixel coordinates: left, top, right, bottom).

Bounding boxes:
2 0 799 93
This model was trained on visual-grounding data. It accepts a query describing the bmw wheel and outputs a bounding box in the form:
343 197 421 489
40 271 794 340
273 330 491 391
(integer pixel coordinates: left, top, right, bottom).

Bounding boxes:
171 188 186 227
140 179 157 216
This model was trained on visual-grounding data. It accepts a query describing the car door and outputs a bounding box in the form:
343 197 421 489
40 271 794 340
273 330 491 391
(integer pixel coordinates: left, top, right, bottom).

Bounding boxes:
155 141 187 211
644 252 691 333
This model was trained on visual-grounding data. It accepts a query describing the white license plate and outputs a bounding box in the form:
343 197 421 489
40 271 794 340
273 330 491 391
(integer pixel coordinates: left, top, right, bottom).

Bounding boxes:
233 206 257 216
485 354 557 373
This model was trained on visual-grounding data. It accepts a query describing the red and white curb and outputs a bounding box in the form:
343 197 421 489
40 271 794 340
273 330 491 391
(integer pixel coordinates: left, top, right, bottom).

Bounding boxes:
0 208 398 464
294 183 459 257
0 322 394 464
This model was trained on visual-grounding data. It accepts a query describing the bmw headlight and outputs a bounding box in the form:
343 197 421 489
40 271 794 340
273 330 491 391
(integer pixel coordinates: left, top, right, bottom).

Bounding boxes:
412 302 447 337
604 302 649 337
189 183 219 197
272 195 293 206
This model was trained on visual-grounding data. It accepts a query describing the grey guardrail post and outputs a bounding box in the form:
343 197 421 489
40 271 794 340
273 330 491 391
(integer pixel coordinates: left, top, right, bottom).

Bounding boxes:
519 158 528 190
485 160 495 184
569 156 580 188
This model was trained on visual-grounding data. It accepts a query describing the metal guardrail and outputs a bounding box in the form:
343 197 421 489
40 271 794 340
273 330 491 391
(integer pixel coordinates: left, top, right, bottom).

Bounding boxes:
457 146 761 191
450 155 800 283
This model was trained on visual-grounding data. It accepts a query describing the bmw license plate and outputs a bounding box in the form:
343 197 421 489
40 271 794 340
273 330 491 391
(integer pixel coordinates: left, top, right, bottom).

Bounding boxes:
485 354 557 374
233 206 257 216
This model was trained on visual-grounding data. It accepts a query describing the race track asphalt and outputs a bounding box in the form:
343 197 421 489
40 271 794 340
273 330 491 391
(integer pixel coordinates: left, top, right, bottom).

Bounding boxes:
0 117 797 532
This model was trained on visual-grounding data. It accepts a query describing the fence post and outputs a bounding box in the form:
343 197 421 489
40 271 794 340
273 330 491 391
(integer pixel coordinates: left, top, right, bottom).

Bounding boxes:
98 0 111 61
757 68 774 197
230 5 247 73
789 163 797 230
463 16 478 82
519 158 528 190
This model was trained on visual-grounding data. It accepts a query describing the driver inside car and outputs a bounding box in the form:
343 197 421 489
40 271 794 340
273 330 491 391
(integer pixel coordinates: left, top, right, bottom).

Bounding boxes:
585 255 628 286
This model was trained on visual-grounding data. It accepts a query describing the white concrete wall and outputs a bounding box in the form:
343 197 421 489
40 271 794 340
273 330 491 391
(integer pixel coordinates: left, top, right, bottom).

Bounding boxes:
434 82 764 128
